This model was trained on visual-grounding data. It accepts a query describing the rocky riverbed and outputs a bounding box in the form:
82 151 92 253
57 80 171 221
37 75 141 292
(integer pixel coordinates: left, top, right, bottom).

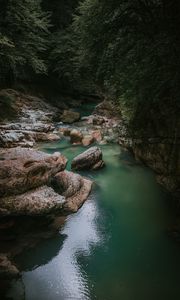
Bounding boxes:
0 88 179 287
0 89 117 281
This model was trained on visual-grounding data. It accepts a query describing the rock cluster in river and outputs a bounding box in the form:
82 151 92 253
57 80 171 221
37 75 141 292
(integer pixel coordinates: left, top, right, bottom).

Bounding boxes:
0 147 97 218
59 114 120 146
0 145 97 277
0 89 63 148
0 87 179 282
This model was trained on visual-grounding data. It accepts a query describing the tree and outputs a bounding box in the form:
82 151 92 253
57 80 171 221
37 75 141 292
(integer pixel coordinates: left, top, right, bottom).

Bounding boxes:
0 0 50 85
74 0 180 109
42 0 80 91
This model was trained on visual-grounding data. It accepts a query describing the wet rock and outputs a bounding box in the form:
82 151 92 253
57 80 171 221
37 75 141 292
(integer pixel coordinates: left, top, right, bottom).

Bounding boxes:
0 254 20 278
45 133 60 142
70 129 83 144
71 146 105 171
0 148 67 197
53 171 93 213
35 133 60 142
58 127 71 136
82 135 95 146
61 110 80 124
0 186 65 217
91 130 102 142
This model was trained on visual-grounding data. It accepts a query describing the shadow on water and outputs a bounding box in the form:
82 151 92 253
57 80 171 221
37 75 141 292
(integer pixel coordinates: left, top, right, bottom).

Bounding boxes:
5 141 180 300
7 192 104 300
15 234 67 272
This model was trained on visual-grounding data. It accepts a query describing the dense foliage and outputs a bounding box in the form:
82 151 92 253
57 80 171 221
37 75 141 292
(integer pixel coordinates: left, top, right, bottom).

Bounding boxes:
74 0 180 114
0 0 180 113
0 0 50 84
42 0 79 90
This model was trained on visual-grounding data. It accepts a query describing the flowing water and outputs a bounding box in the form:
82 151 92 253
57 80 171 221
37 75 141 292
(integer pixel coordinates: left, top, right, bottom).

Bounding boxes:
7 139 180 300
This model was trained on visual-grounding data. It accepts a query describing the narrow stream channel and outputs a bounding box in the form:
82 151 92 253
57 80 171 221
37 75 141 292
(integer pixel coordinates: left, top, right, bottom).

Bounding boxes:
7 140 180 300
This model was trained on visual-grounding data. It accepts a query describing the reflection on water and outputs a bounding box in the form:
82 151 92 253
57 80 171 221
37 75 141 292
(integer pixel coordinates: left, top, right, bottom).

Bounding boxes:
8 193 103 300
7 142 180 300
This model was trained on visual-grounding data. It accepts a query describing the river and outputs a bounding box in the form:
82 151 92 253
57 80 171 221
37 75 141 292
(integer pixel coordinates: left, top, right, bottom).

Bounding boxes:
7 139 180 300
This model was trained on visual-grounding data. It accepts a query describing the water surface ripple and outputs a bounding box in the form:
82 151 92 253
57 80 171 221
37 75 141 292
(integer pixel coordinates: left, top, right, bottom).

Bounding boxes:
8 142 180 300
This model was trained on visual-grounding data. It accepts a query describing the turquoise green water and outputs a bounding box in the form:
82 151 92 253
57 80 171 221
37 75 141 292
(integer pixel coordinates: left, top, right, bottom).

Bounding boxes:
74 102 96 117
8 140 180 300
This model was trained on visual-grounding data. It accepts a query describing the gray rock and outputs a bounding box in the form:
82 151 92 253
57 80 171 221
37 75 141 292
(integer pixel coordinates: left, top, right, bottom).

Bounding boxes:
0 186 65 217
71 146 105 170
53 171 93 213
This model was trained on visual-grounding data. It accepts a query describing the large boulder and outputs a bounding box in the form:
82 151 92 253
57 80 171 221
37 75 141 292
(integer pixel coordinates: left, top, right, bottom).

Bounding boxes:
0 148 67 197
53 171 93 213
71 146 105 171
61 110 80 124
0 186 65 217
